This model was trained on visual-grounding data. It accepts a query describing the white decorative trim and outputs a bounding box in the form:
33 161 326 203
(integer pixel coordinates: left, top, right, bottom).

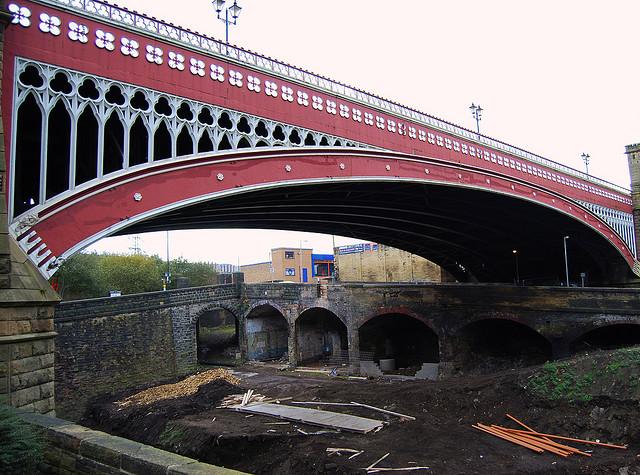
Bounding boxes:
120 37 139 57
34 0 631 199
229 70 243 87
9 3 31 27
168 51 185 70
95 29 115 50
265 80 278 97
247 75 260 92
296 91 309 106
68 21 89 42
145 45 163 64
210 64 224 81
190 58 205 76
281 86 293 102
39 13 61 35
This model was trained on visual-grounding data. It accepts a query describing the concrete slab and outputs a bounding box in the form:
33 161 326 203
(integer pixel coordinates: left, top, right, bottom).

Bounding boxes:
415 363 439 380
233 403 384 433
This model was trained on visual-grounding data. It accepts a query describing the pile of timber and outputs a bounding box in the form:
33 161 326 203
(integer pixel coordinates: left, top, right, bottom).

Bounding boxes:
474 414 627 457
218 389 270 408
115 369 240 407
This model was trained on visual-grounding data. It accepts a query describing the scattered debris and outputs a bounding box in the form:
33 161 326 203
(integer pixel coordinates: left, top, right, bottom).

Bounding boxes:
474 414 628 457
326 447 362 456
366 452 390 471
349 450 364 460
350 401 416 421
218 391 268 408
115 369 240 407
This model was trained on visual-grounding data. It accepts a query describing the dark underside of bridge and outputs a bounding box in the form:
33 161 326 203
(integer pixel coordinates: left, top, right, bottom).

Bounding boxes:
118 182 631 285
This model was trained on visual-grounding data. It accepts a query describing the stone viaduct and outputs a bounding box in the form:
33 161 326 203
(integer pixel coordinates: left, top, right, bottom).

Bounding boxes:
53 282 640 420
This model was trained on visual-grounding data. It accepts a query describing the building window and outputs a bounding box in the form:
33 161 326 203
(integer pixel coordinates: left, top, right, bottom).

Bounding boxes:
285 251 295 259
284 268 296 276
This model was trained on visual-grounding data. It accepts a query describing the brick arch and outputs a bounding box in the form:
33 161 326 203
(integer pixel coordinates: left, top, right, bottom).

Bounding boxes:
296 304 347 327
449 314 548 341
358 307 441 365
358 306 441 339
193 301 241 324
295 306 348 364
568 320 640 353
243 300 289 322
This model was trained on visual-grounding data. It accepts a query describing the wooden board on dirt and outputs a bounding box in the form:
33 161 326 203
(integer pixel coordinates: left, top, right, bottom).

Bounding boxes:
233 403 384 434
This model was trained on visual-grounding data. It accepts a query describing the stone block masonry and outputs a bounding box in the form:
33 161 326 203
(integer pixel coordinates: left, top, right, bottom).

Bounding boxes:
19 411 247 474
0 9 59 415
55 309 177 420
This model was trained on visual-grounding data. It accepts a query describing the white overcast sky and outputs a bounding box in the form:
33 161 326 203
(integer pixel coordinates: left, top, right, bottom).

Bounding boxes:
87 0 640 265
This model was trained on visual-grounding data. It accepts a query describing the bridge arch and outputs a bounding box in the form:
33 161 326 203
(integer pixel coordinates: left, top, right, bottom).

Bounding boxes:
244 303 289 362
194 303 241 365
295 307 348 365
358 309 440 370
16 147 633 285
569 323 640 354
452 317 552 374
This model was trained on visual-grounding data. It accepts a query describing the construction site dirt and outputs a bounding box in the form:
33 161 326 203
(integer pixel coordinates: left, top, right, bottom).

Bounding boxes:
83 348 640 475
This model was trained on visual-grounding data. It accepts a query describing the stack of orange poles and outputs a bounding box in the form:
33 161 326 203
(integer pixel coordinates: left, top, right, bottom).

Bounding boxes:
472 414 627 457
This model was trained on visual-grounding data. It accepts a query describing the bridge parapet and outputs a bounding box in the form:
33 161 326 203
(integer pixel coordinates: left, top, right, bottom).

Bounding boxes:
55 283 239 321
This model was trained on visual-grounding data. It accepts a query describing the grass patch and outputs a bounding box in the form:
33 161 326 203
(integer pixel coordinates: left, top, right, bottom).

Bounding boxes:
159 423 187 447
527 347 640 403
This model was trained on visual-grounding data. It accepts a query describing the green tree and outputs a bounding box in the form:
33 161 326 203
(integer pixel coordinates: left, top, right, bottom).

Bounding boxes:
54 252 103 299
169 257 217 288
0 404 43 474
99 254 163 295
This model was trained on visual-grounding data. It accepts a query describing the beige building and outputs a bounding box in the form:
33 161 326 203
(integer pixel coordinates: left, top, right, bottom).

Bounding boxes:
335 243 450 283
241 247 314 283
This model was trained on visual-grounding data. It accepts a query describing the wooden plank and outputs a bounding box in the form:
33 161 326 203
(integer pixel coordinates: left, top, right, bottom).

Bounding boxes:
233 403 384 434
350 401 416 420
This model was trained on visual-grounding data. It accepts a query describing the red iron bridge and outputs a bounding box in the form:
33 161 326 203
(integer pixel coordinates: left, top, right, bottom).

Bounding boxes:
4 0 638 284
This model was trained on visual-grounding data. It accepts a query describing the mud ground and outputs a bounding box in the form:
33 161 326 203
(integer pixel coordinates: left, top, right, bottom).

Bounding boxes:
84 352 640 475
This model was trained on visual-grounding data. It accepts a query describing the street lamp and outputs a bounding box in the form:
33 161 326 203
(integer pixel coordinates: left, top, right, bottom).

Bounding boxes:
581 153 590 176
469 103 483 135
512 249 520 285
563 235 570 287
212 0 243 43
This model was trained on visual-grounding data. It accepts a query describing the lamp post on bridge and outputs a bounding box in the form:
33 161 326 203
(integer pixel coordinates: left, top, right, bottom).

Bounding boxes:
212 0 243 44
581 153 590 176
512 249 520 285
469 103 483 135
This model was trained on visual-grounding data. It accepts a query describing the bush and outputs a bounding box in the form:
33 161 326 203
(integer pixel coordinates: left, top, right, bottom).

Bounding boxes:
0 404 44 474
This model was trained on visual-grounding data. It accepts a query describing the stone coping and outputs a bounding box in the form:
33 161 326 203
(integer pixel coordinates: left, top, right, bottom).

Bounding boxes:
19 412 249 474
0 331 57 344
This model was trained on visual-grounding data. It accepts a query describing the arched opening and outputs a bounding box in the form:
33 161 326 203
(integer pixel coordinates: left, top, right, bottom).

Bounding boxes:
197 307 239 365
455 319 551 374
570 324 640 354
359 313 439 373
103 112 124 174
76 106 99 185
153 121 172 161
176 126 193 156
128 115 149 166
218 133 232 151
46 100 71 198
14 94 42 215
295 308 347 365
197 131 214 153
246 305 288 361
237 137 251 149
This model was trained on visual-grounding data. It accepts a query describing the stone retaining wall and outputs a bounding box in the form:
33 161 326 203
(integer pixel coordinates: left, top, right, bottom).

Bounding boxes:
19 411 247 474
